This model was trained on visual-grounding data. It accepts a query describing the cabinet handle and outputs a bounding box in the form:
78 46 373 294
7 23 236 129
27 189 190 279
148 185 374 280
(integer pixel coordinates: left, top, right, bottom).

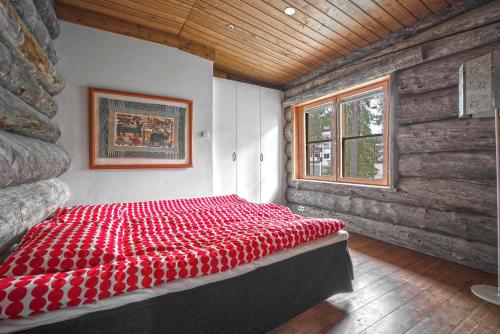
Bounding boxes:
232 152 237 161
260 153 263 162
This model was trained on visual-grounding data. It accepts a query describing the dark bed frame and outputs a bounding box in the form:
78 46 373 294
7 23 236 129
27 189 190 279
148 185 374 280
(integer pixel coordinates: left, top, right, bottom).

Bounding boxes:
19 240 353 334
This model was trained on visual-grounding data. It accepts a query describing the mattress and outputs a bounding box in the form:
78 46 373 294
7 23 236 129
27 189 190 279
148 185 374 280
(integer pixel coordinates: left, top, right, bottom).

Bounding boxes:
1 230 348 333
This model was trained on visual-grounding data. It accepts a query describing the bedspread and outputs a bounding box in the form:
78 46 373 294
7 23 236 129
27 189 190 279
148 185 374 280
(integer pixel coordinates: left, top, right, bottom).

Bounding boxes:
0 195 345 320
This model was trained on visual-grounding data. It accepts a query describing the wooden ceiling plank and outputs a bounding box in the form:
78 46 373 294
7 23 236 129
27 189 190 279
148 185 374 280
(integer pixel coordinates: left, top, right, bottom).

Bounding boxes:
220 0 341 61
187 0 323 66
349 0 404 32
213 64 282 89
396 0 432 20
185 9 320 74
235 0 350 56
213 68 228 79
420 0 450 13
182 23 310 75
327 0 391 38
156 0 195 12
58 0 182 34
73 0 186 27
216 53 284 83
283 0 378 44
188 0 327 68
186 29 309 81
55 3 178 46
267 0 369 49
178 38 216 62
182 29 297 82
55 3 215 61
215 52 285 85
113 0 192 21
215 64 283 87
372 0 419 26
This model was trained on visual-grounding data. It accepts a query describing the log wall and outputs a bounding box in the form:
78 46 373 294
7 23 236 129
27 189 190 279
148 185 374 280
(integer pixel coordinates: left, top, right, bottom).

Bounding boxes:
0 1 69 256
283 1 500 274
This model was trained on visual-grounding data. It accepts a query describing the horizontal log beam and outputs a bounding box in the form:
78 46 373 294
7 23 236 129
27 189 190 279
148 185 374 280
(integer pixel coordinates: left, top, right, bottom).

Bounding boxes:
397 86 458 125
12 0 58 64
55 3 216 62
0 130 70 188
283 121 293 143
0 0 64 95
284 106 292 122
283 47 423 107
0 40 57 117
285 158 293 174
284 18 500 104
0 85 60 142
283 0 494 90
367 1 500 72
287 176 496 217
398 177 496 217
33 0 60 39
287 203 497 274
397 40 500 95
286 188 496 246
0 178 69 255
398 151 496 179
397 118 495 155
284 142 293 159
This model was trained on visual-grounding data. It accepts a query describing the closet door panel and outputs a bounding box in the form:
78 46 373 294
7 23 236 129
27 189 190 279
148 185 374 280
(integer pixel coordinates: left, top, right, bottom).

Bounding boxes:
213 78 237 196
260 88 283 203
236 82 261 203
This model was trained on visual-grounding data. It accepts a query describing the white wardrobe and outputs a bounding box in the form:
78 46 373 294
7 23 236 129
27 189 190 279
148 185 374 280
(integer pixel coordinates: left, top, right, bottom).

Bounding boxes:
213 78 283 204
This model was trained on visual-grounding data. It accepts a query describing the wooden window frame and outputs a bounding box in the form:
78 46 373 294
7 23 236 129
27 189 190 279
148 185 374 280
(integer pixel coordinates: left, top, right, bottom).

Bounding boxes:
294 76 391 187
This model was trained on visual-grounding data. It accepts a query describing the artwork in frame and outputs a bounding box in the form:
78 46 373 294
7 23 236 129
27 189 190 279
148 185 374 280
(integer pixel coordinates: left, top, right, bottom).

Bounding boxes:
89 88 193 169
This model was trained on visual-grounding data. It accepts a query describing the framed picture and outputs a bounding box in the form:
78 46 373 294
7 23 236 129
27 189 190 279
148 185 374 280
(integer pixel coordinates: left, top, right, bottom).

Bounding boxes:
89 88 193 169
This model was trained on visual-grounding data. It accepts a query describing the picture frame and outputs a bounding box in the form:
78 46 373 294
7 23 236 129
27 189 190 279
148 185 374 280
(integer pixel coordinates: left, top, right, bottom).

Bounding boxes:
89 88 193 169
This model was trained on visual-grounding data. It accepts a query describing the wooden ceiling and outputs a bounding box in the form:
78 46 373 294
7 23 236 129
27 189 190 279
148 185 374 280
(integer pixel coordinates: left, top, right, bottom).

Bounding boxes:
55 0 456 87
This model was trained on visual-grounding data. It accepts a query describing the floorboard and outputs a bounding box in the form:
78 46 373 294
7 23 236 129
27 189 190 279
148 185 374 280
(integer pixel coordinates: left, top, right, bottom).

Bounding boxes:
269 233 500 334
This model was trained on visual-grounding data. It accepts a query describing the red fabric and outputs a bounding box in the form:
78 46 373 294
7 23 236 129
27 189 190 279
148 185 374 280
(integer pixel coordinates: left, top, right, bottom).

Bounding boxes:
0 195 345 320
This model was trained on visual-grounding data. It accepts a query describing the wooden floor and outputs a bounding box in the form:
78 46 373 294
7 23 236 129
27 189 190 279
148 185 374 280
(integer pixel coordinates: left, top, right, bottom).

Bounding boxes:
270 233 500 334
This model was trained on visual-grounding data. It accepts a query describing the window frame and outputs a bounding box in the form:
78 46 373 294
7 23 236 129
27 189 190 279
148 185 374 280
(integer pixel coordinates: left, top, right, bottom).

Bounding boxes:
300 99 336 182
294 76 391 187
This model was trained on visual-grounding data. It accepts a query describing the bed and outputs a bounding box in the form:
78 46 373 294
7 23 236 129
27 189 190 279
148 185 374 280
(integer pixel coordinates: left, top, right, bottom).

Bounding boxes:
0 195 353 333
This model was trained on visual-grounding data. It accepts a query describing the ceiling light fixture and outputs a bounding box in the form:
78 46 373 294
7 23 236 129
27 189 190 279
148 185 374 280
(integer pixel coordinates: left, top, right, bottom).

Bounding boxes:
225 23 235 31
284 7 296 15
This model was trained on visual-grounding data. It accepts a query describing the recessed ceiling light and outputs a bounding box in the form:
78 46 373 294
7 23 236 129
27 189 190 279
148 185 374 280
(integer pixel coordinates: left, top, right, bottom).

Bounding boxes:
284 7 296 15
225 23 235 31
282 49 289 56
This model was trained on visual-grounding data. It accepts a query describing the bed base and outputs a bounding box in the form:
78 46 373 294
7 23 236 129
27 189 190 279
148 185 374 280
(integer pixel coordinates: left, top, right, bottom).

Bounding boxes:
19 240 353 334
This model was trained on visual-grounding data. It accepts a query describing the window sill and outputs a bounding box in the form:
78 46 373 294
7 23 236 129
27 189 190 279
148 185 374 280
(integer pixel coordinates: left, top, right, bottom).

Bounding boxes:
292 178 397 192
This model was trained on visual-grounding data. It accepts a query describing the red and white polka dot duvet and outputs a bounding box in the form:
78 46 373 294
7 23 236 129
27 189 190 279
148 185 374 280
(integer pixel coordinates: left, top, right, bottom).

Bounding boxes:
0 195 345 320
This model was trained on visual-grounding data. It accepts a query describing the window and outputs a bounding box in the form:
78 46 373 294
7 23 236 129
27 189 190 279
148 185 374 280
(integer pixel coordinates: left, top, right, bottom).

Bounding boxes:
294 77 390 186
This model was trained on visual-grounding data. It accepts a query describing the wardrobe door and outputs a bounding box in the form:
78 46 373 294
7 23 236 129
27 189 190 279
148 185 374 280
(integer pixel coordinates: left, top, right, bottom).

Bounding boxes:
213 78 237 196
260 87 283 203
236 82 261 203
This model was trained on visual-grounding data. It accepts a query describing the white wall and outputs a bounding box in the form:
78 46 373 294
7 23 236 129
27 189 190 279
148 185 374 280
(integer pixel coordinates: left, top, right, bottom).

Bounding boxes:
54 22 213 205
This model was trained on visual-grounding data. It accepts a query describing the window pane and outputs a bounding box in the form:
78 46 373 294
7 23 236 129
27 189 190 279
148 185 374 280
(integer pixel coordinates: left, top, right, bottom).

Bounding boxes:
305 103 333 142
307 142 332 177
342 136 384 179
341 90 384 137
